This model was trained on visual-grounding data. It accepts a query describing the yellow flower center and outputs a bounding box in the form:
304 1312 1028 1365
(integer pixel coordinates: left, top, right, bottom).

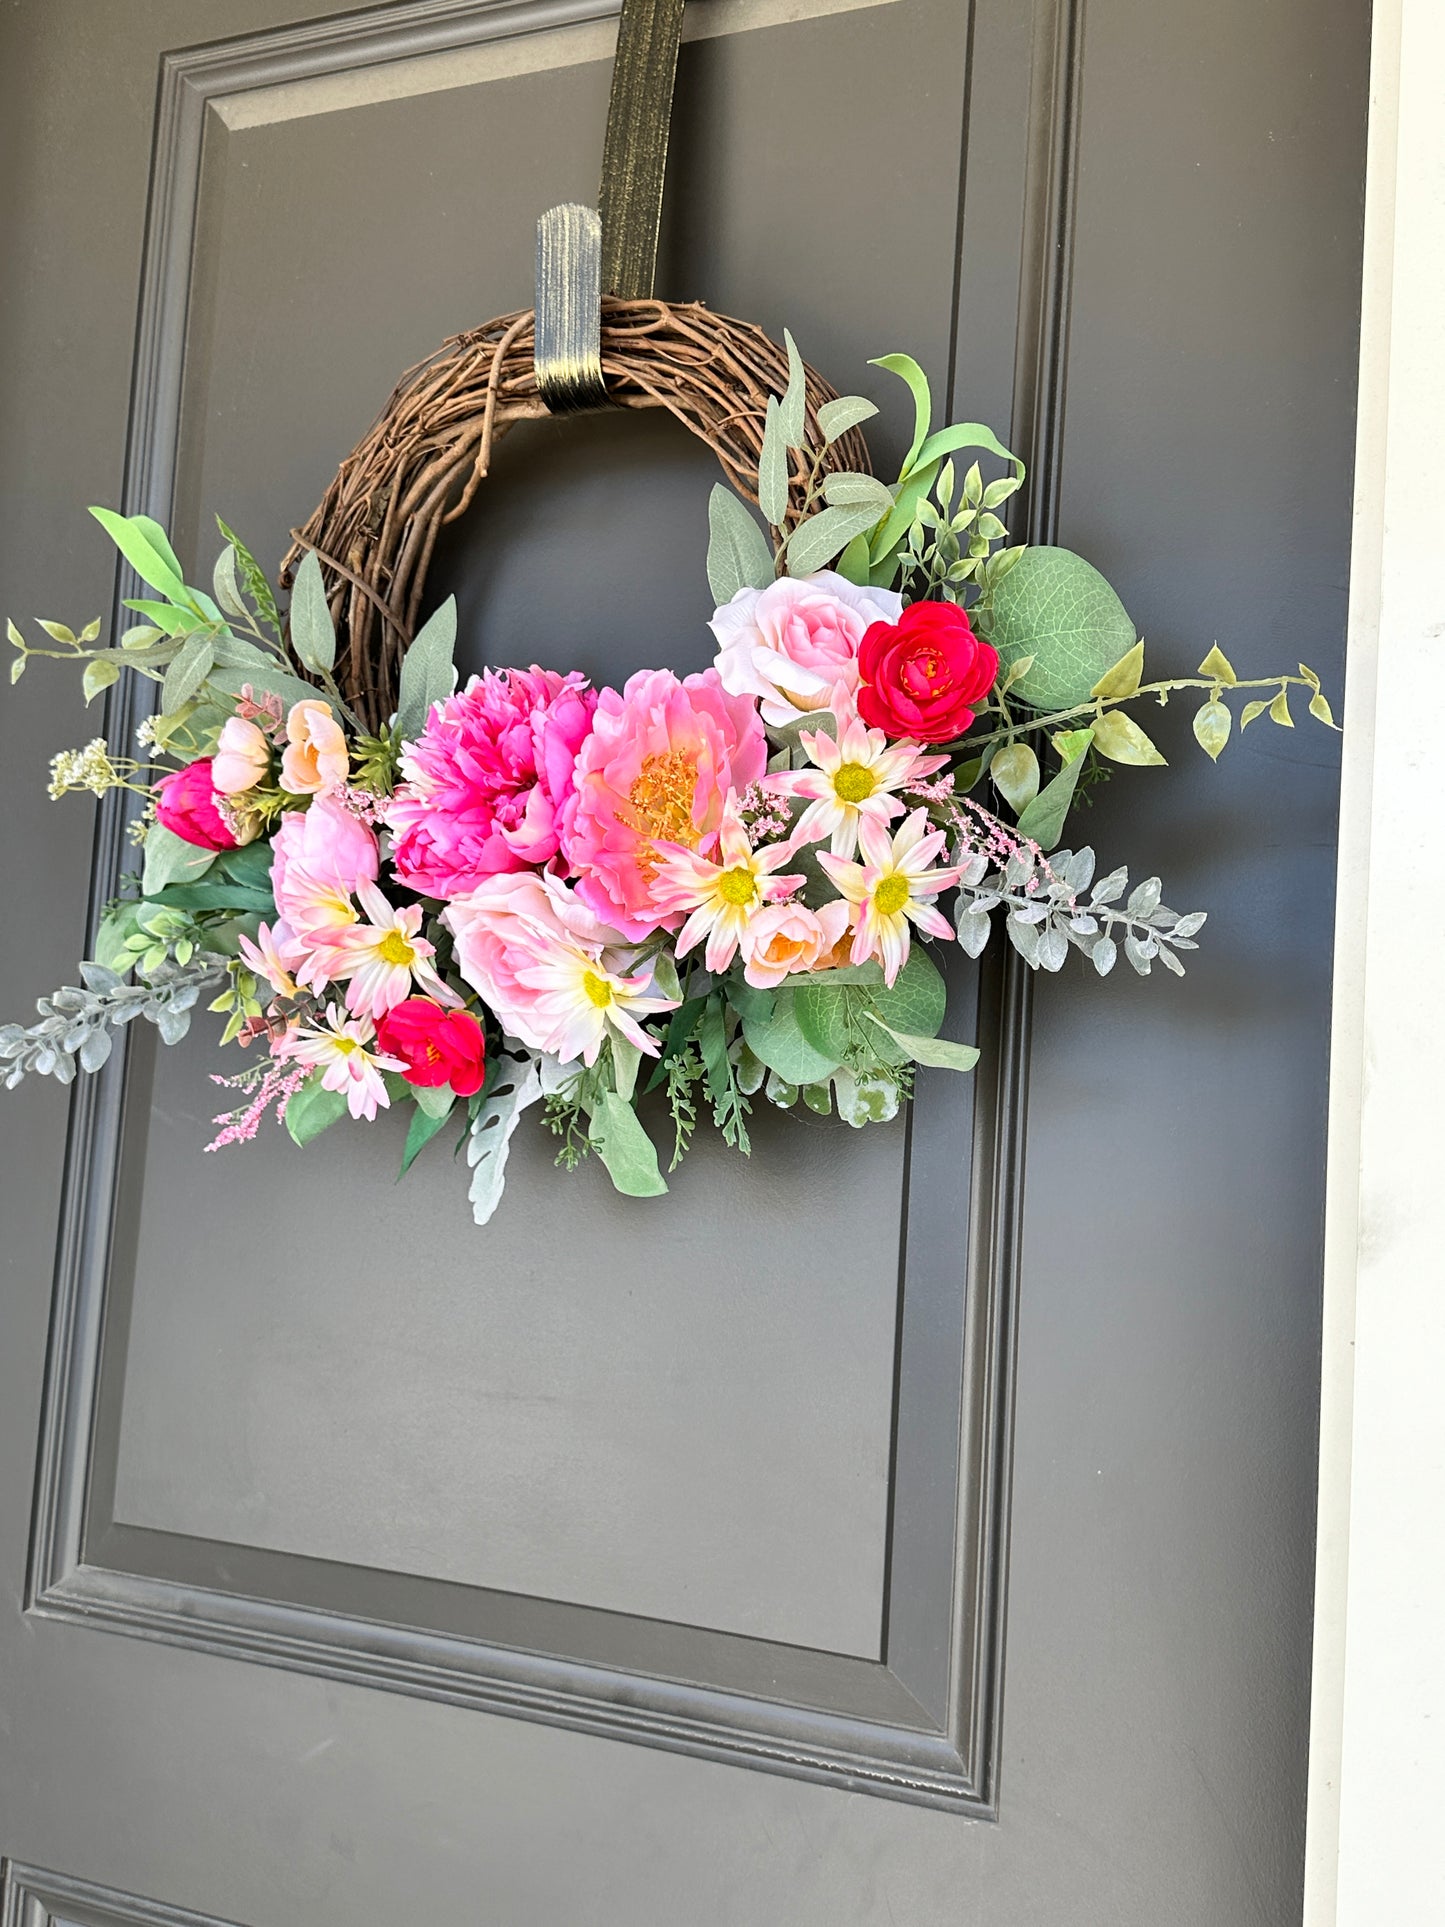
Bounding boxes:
832 761 876 804
582 969 614 1009
333 1035 358 1055
377 929 416 967
626 751 700 876
717 866 758 907
874 874 911 917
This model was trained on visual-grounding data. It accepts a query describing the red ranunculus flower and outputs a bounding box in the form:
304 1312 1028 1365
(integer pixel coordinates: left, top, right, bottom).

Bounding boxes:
855 601 999 743
153 758 238 851
375 998 487 1097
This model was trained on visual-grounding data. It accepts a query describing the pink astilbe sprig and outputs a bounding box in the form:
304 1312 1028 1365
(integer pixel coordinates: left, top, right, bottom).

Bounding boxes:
734 780 794 846
204 1063 308 1151
916 786 1072 907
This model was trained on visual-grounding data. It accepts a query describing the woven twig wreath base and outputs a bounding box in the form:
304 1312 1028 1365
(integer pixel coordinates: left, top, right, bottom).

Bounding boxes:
284 299 873 729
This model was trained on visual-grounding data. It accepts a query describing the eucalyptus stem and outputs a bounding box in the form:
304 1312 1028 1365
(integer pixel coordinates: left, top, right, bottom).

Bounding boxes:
959 671 1316 755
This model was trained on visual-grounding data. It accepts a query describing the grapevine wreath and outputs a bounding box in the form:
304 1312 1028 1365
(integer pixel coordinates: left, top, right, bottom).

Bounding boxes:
3 298 1335 1223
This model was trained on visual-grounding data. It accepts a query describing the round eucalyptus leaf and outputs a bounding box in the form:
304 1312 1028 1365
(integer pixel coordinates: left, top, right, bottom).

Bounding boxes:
979 545 1136 711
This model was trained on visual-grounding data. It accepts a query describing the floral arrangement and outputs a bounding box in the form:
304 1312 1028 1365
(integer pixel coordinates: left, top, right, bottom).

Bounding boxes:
2 344 1334 1222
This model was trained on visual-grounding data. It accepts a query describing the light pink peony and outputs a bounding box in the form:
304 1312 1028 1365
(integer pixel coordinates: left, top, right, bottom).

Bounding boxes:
443 870 673 1063
560 666 766 939
388 668 598 898
709 571 903 728
269 792 379 935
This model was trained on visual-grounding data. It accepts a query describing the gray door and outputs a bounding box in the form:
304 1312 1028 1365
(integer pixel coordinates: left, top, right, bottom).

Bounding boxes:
0 1 1364 1921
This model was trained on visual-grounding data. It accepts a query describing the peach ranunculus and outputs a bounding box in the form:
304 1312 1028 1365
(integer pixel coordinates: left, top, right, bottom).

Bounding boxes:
280 698 349 795
559 667 766 941
211 716 272 795
740 899 853 989
708 571 903 729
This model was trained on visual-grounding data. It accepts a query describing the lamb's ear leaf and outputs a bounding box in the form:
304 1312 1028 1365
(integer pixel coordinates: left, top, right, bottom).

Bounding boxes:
396 595 458 741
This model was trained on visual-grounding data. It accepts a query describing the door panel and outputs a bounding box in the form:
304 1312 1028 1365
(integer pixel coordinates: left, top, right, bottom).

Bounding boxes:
0 0 1365 1920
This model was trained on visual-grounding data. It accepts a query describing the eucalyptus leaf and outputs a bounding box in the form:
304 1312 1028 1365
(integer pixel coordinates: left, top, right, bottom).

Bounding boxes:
1197 643 1238 684
777 329 808 449
706 485 774 604
82 656 121 703
757 395 789 529
288 550 336 676
1269 688 1294 727
161 632 215 712
590 1091 668 1197
742 993 840 1087
821 472 895 517
787 503 884 578
978 547 1137 711
816 395 879 443
212 544 249 622
396 595 459 743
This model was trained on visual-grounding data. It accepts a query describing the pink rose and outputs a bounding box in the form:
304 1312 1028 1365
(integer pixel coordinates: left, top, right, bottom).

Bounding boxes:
559 666 766 940
269 792 379 933
153 759 237 851
280 699 349 795
740 899 853 989
709 571 903 728
388 667 597 898
212 716 272 795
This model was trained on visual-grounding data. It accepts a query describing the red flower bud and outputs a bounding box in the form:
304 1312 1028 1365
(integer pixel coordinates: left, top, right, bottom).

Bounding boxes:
153 758 238 851
374 998 487 1098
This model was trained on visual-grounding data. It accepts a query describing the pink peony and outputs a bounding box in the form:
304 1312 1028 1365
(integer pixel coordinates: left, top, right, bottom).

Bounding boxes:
560 667 766 939
269 792 379 934
388 668 598 898
443 870 674 1066
709 571 903 728
153 759 237 851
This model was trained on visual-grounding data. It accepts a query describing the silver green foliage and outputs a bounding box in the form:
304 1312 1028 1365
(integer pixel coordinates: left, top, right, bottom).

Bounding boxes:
952 843 1205 978
0 955 226 1086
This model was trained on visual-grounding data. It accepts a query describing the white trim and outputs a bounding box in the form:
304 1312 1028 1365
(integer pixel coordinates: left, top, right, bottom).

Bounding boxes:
1305 0 1445 1917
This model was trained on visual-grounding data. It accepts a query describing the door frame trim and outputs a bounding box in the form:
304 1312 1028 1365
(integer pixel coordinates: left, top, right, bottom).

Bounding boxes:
1305 0 1445 1915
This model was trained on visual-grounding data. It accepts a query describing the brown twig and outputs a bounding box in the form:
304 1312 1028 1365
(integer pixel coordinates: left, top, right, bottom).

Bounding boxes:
282 298 872 728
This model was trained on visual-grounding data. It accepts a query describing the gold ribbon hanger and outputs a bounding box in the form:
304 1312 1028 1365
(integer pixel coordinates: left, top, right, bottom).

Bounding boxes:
534 0 687 411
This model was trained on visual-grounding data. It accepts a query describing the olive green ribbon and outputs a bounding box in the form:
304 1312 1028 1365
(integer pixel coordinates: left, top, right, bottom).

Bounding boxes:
534 0 686 410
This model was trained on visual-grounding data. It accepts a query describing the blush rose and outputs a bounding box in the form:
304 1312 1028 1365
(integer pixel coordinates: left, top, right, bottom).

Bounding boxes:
856 601 999 743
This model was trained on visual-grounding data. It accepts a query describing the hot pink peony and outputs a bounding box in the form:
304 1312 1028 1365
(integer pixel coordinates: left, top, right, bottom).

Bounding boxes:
709 571 903 728
154 758 237 851
560 666 766 939
388 668 598 898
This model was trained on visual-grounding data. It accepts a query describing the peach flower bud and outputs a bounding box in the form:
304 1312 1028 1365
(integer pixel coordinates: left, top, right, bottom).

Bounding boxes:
211 716 271 796
280 699 349 796
741 898 852 990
